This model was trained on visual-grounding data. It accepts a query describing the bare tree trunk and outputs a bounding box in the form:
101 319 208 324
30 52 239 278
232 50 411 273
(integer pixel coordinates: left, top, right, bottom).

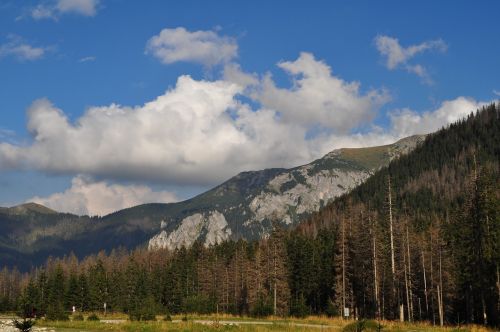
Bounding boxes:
497 264 500 315
404 243 410 322
342 216 346 319
406 226 414 322
421 249 429 319
388 176 396 278
388 176 400 321
438 245 444 327
273 243 277 316
430 230 436 325
371 216 380 319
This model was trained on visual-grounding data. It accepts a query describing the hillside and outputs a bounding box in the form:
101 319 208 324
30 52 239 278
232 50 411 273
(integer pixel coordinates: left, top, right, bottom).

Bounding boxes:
0 104 496 325
0 136 423 269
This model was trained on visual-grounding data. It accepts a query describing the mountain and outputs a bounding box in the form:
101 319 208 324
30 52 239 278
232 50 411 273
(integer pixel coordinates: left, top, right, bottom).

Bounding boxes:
2 105 496 324
147 135 424 250
0 135 424 269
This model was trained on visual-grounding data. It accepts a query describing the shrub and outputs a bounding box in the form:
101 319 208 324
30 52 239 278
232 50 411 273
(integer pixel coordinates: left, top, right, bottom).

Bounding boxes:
250 297 273 318
45 304 69 321
72 313 84 321
128 297 157 321
183 294 215 314
12 318 35 332
289 296 310 318
325 300 338 317
343 319 382 332
87 313 100 321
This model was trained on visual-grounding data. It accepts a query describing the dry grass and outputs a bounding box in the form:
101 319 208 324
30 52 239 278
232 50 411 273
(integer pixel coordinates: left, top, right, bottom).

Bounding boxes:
34 314 498 332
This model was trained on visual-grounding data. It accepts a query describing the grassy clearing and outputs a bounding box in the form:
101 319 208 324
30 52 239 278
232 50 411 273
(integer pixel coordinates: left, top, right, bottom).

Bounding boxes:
33 314 496 332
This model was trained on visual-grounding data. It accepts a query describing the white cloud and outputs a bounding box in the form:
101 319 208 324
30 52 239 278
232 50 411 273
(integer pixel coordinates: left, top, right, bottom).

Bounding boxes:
388 97 487 137
146 27 238 67
29 0 99 20
374 35 446 83
29 175 178 216
79 56 96 63
253 52 390 133
223 63 258 89
0 36 46 61
493 90 500 97
0 51 487 190
0 67 381 186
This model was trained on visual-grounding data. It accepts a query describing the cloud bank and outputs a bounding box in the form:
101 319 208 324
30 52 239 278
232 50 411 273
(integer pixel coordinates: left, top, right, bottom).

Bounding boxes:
30 175 177 216
0 53 402 187
0 26 486 215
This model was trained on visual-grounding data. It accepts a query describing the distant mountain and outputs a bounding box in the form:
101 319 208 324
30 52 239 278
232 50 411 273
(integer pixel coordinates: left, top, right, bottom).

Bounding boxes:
147 135 424 250
0 135 424 269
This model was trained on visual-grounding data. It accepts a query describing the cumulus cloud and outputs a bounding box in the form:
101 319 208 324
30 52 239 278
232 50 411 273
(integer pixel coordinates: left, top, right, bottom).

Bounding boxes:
29 0 99 20
0 36 46 61
223 63 258 89
146 27 238 67
253 52 390 133
388 97 487 137
375 35 446 83
29 175 178 216
0 65 385 186
0 51 486 190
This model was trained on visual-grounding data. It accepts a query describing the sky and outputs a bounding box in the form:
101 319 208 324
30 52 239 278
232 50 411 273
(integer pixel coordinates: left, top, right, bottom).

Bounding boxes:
0 0 499 216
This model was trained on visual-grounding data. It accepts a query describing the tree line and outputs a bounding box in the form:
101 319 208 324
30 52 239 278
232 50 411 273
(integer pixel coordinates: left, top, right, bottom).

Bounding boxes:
0 104 498 326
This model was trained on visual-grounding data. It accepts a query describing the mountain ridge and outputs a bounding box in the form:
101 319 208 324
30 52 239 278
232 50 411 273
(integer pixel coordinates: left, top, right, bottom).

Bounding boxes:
0 135 425 269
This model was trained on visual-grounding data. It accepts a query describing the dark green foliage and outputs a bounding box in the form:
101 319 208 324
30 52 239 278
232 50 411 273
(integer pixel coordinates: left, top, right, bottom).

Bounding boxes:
289 296 310 318
250 297 273 317
12 318 35 332
325 300 338 317
129 296 157 321
343 320 381 332
183 294 215 314
45 303 69 321
87 313 100 321
72 313 84 321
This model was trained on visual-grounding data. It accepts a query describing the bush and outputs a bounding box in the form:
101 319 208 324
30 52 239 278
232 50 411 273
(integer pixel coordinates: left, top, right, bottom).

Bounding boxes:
289 297 309 318
183 294 215 314
45 304 69 321
342 319 382 332
325 300 338 317
72 313 84 321
129 297 157 321
250 297 273 318
12 318 35 332
87 313 100 321
163 312 172 321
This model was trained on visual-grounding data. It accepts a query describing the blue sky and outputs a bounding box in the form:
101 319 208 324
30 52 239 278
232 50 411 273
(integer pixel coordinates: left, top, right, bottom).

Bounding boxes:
0 0 499 215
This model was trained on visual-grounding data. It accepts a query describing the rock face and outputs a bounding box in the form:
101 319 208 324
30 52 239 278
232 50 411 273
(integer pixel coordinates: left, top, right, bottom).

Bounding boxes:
148 135 425 250
148 211 232 250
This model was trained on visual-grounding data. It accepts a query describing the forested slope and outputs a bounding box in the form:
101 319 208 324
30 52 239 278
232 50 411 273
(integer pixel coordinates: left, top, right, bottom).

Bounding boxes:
0 104 498 327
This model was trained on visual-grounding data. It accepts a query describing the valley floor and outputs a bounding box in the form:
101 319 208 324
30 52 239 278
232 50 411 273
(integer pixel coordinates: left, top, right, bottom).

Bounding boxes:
1 314 496 332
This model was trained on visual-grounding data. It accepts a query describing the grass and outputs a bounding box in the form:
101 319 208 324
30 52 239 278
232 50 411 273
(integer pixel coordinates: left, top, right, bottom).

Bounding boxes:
32 314 497 332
